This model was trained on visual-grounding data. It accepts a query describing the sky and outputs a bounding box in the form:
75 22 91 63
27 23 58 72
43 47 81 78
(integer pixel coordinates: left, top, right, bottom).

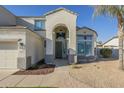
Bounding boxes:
4 5 118 43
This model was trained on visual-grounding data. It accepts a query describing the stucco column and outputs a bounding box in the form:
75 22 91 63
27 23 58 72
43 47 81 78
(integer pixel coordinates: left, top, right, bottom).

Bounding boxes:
68 27 77 64
45 29 54 64
17 32 27 69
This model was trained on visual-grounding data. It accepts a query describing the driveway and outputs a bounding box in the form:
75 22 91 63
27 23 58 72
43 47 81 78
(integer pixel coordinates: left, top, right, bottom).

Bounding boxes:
0 60 89 88
0 70 18 81
0 59 122 88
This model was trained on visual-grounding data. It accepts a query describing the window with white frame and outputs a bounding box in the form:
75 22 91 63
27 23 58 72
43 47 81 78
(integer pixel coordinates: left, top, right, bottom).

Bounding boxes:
77 35 93 56
34 20 45 30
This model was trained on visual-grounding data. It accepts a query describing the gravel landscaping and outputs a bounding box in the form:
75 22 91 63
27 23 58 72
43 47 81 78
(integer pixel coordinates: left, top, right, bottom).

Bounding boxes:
69 59 124 88
13 63 55 75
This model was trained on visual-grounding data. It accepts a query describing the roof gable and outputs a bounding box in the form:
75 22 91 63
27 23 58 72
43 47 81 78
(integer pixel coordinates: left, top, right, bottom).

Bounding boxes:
103 36 118 45
44 7 78 16
0 6 15 17
0 6 16 26
77 26 98 36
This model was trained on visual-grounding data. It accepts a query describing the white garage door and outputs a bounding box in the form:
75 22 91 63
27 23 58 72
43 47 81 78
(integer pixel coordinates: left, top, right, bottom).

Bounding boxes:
0 42 18 69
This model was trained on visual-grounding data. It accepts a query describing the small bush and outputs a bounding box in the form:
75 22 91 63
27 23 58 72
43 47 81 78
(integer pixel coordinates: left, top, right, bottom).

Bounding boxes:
100 48 112 58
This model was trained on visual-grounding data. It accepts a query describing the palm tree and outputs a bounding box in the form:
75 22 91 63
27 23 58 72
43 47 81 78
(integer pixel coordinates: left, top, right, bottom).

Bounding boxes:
93 5 124 69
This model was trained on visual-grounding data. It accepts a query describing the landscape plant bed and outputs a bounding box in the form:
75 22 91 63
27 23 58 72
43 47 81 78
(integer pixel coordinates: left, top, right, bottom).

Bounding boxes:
13 64 55 75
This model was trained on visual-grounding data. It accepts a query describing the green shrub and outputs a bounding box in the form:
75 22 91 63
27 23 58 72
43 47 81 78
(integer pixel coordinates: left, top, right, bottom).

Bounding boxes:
100 48 112 58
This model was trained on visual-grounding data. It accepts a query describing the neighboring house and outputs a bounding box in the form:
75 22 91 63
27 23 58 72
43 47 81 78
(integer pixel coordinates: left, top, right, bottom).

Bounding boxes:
103 36 119 58
102 36 118 49
97 36 119 58
0 6 97 69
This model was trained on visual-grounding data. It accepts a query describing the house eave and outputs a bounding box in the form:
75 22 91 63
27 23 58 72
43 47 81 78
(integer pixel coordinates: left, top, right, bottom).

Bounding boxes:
43 7 78 16
0 26 44 39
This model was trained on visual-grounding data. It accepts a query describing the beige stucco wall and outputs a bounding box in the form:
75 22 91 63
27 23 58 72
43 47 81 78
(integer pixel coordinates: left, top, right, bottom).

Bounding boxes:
17 17 46 38
26 29 44 65
0 28 44 68
45 10 77 57
0 28 44 69
77 28 97 56
0 28 26 62
0 6 16 25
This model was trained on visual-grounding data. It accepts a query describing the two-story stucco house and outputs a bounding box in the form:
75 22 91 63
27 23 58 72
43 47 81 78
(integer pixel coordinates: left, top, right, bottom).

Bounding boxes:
0 6 97 69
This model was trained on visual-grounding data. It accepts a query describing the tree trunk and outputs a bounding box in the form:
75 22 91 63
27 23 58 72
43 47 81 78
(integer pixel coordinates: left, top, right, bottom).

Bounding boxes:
117 13 124 70
119 30 124 69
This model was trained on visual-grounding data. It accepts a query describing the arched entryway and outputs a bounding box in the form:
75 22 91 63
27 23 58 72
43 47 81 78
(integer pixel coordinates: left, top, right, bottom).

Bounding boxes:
53 24 69 60
45 23 77 65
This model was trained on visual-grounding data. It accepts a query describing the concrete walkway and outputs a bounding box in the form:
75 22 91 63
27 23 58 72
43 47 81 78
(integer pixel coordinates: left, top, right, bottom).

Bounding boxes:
0 60 89 88
0 70 17 81
54 59 68 67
